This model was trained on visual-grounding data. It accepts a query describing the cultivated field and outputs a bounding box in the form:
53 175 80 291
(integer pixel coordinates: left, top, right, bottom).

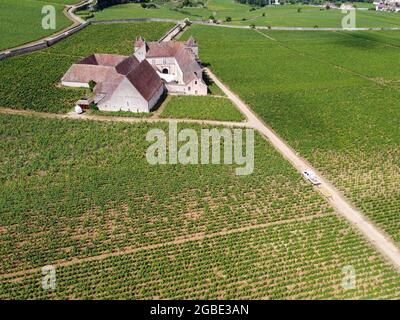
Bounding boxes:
92 0 260 22
0 22 174 113
182 25 400 245
160 96 245 121
0 114 399 299
92 2 400 28
0 0 79 51
1 14 399 300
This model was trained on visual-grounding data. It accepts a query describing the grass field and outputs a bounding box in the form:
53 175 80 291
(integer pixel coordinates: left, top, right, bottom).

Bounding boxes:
0 22 174 113
92 2 400 28
92 0 262 22
182 25 400 245
0 113 399 299
0 0 79 51
236 5 400 28
160 96 245 121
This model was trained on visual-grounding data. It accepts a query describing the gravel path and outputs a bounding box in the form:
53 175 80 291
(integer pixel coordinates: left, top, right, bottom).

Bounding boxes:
205 67 400 272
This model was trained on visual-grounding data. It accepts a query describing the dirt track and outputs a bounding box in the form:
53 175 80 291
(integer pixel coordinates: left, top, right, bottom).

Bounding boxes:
205 68 400 272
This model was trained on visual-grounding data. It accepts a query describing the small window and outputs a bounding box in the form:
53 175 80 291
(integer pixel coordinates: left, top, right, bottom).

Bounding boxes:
188 86 191 91
195 81 198 85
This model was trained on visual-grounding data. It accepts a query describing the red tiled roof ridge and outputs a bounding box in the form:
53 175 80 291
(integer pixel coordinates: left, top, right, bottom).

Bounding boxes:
125 60 163 101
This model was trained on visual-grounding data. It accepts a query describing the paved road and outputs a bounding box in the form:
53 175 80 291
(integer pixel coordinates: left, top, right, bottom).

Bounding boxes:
205 68 400 272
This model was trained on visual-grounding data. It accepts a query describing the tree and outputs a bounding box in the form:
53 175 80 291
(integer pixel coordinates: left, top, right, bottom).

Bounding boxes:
88 80 97 92
96 0 149 11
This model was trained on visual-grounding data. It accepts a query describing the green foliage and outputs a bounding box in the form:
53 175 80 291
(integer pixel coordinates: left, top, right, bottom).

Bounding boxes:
182 25 400 244
88 80 97 92
0 114 398 299
0 0 72 50
48 22 174 56
0 23 173 113
0 52 83 113
93 2 400 29
160 96 245 121
90 104 99 111
96 0 149 11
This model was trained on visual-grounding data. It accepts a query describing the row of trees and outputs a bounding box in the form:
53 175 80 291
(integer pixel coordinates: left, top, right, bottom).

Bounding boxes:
96 0 149 10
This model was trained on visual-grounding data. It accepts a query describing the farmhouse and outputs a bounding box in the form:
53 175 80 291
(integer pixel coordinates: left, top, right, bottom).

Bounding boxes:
134 36 208 96
61 36 207 113
62 53 164 112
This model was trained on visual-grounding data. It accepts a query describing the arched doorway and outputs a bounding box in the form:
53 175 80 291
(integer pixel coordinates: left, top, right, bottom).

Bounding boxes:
162 68 169 74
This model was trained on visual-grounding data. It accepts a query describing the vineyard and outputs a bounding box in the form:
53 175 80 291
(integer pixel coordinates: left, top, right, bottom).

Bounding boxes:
0 22 174 113
92 0 262 23
92 2 400 28
2 216 399 299
0 0 75 51
160 96 245 121
182 25 400 245
1 113 398 298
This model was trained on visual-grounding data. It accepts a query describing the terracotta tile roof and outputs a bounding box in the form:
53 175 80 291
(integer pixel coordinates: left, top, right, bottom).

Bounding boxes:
126 60 163 101
77 54 98 65
115 56 140 75
94 75 124 95
146 41 202 84
185 36 197 47
134 36 145 48
146 41 182 58
77 54 128 67
64 54 163 103
62 64 119 84
175 46 202 83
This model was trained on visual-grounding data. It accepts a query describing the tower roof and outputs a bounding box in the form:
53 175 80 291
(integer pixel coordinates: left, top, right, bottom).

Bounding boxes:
134 36 146 48
185 36 197 47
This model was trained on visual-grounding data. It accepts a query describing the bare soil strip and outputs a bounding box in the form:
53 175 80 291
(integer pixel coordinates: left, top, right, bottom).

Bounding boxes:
0 107 248 128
